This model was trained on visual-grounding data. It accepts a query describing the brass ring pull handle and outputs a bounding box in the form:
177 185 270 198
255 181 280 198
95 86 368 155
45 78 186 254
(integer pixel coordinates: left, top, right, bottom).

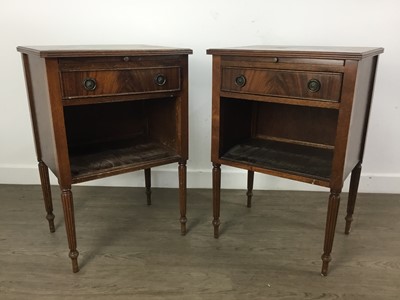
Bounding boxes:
83 78 97 91
235 75 246 87
308 79 321 93
154 74 167 86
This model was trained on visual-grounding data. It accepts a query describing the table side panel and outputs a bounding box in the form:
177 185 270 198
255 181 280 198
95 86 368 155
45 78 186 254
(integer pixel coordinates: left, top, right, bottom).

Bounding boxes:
22 54 60 178
343 56 379 179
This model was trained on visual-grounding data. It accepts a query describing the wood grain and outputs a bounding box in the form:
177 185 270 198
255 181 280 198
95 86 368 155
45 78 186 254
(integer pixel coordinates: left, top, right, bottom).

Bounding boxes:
221 138 334 181
208 47 383 276
17 46 191 273
61 67 181 99
1 185 399 299
221 67 342 102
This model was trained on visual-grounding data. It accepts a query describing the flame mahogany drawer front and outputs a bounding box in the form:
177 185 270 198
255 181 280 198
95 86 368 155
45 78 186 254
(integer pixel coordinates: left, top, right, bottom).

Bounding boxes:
61 66 181 99
221 67 343 102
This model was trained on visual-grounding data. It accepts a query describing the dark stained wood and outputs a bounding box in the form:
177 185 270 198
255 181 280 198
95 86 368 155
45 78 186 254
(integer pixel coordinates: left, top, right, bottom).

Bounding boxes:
254 102 338 147
342 56 379 180
64 100 147 149
62 91 177 107
176 56 190 160
38 161 55 233
69 137 179 181
17 44 192 58
44 58 73 187
146 97 180 153
144 168 152 205
219 98 253 156
178 161 187 235
18 45 191 272
345 162 362 234
61 67 181 99
246 170 254 208
221 67 343 102
221 139 334 181
212 163 221 238
60 188 79 273
207 45 384 60
208 46 383 275
220 90 340 109
221 56 346 73
211 56 222 162
21 54 60 178
59 55 184 70
321 190 341 276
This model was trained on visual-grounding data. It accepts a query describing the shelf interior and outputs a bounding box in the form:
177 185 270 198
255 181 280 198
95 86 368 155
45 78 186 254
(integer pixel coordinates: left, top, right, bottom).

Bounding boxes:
218 97 337 181
69 136 178 180
63 97 180 181
221 138 333 180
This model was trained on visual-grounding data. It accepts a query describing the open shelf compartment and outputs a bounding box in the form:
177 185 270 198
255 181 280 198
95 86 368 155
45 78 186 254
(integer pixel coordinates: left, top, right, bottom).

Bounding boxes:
218 97 339 182
63 97 180 182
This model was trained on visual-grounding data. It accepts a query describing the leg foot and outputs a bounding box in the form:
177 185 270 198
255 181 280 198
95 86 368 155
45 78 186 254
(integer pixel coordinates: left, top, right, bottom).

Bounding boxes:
69 250 80 273
321 254 332 277
246 170 254 208
61 188 79 273
321 190 341 276
345 163 362 234
212 163 221 238
178 162 187 235
144 168 151 205
38 161 55 232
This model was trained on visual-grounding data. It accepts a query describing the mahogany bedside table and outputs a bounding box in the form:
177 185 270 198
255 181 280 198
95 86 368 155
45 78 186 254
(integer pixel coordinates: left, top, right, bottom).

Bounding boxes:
207 46 383 275
18 45 192 272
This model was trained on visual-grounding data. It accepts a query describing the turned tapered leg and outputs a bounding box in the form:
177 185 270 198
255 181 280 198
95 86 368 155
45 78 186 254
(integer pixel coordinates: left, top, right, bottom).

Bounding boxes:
178 162 187 235
144 168 152 206
61 188 79 273
321 190 341 276
212 163 221 238
38 161 55 233
246 170 254 208
345 163 362 234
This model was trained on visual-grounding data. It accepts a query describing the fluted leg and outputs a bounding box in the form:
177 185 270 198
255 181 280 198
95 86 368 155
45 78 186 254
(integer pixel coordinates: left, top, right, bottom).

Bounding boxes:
38 161 55 233
61 188 79 273
321 190 341 276
144 168 152 205
178 162 187 235
345 163 362 234
246 170 254 208
212 163 221 238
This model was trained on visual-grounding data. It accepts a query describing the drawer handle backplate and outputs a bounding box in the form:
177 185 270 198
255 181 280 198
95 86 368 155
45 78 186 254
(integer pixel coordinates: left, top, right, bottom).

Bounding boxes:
154 74 167 86
235 75 246 87
308 79 321 93
83 78 97 91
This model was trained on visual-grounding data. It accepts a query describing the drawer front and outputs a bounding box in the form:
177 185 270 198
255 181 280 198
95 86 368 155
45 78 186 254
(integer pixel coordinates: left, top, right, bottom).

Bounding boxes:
61 67 181 99
221 67 342 102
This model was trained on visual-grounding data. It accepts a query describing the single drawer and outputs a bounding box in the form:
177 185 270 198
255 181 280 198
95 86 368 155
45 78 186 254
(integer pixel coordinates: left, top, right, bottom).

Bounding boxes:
61 67 181 99
221 67 342 102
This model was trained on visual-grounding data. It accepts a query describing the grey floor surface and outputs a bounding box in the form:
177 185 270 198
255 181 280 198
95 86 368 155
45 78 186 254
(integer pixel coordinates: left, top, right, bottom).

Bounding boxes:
0 184 399 299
